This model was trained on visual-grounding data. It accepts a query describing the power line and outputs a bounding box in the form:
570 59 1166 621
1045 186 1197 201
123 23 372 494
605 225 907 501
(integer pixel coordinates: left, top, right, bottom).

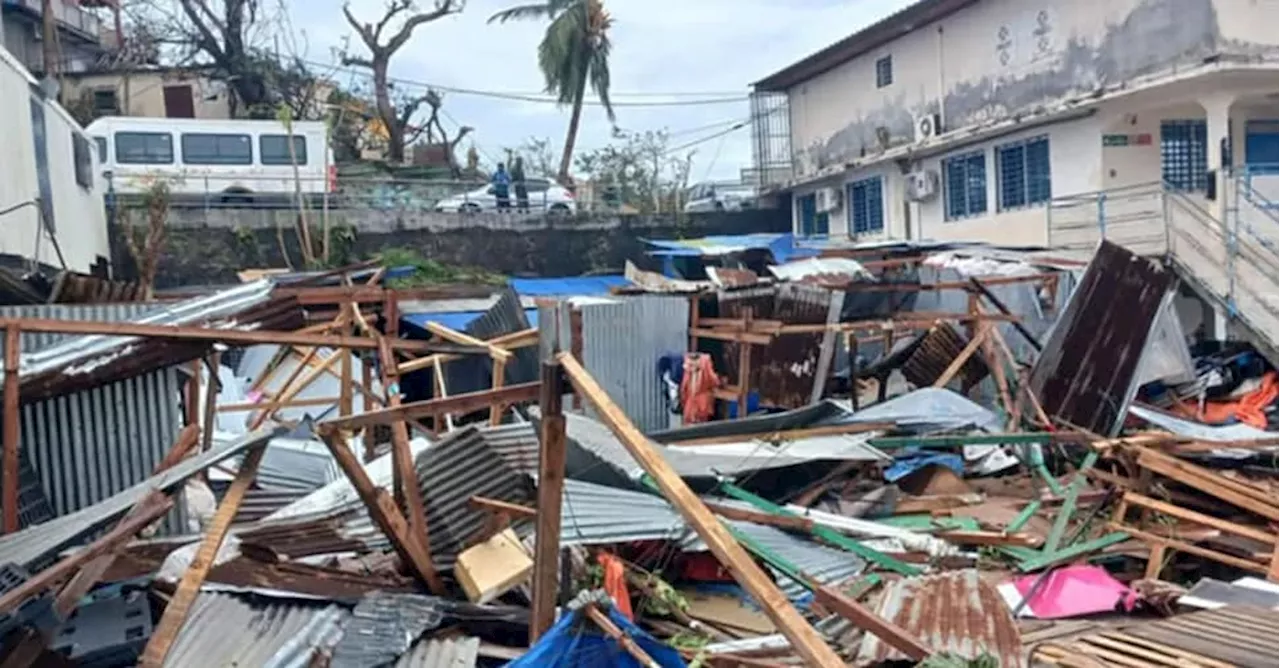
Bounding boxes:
666 121 749 155
302 59 749 107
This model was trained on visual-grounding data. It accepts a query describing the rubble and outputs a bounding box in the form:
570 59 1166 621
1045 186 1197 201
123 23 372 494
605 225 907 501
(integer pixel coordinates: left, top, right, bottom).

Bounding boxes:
0 241 1271 667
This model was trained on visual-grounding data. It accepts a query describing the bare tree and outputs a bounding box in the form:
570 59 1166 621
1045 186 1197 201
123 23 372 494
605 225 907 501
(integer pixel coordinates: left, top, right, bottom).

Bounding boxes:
127 0 283 113
341 0 464 163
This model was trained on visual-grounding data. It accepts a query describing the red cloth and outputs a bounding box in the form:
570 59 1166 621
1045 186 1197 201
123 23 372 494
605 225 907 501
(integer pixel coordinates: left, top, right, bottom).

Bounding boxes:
597 552 633 621
679 353 720 423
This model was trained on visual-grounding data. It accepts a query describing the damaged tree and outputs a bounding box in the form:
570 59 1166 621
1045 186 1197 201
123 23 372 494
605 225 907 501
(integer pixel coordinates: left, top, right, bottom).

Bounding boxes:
341 0 464 164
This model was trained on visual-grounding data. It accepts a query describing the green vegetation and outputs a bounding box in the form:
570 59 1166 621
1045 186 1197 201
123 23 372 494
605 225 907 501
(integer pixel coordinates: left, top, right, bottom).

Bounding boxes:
377 247 506 287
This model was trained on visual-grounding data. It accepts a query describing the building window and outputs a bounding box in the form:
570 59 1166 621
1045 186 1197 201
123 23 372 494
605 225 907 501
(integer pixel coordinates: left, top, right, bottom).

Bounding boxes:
1244 119 1278 171
847 176 884 234
875 55 893 88
1161 120 1208 190
259 134 308 165
72 133 93 189
797 193 829 236
180 133 252 165
114 132 173 164
92 88 119 115
943 150 988 220
997 135 1051 210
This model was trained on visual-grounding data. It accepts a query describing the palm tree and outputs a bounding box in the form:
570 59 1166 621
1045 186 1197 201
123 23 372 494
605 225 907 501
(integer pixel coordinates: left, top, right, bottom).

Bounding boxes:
489 0 615 185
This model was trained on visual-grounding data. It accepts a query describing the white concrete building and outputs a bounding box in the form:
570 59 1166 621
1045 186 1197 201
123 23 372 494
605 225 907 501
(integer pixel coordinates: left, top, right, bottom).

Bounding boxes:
750 0 1279 359
0 44 110 274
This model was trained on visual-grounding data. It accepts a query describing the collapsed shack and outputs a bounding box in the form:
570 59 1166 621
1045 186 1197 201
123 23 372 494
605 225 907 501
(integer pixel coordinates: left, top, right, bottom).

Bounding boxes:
0 240 1269 667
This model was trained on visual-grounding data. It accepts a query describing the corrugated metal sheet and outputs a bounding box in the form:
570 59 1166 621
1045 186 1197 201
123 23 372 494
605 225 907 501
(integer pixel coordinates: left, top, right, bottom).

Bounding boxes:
899 322 989 391
0 303 188 534
477 421 540 476
578 295 688 432
718 283 842 408
1028 241 1175 436
2 281 295 402
0 427 280 568
1033 605 1278 668
330 592 446 668
559 479 691 546
557 411 886 483
163 591 350 668
397 636 479 668
417 426 534 569
683 520 867 601
853 569 1023 667
649 400 853 442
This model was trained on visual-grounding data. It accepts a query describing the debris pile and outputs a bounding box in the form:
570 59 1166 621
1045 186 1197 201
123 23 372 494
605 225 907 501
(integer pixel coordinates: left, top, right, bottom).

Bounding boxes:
0 239 1273 667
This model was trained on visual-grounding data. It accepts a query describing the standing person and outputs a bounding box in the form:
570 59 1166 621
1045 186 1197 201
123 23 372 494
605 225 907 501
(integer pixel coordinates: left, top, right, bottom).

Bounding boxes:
492 163 512 210
511 157 530 212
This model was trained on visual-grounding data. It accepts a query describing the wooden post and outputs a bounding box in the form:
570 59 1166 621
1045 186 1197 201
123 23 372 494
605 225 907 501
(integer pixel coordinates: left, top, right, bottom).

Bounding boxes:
139 443 268 667
340 318 354 418
3 326 20 534
530 360 567 644
584 603 661 668
200 351 221 452
319 431 446 593
737 308 753 419
555 352 844 667
185 359 201 428
377 336 431 555
489 358 507 426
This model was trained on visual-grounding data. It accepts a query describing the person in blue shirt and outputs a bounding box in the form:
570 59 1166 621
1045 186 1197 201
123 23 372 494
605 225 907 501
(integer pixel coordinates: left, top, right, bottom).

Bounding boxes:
492 163 512 210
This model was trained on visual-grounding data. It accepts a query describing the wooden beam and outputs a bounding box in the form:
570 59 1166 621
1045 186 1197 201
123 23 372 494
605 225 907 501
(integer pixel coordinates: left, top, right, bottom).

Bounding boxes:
1134 449 1278 521
489 357 508 426
218 396 343 412
933 324 990 388
706 501 815 532
139 445 268 667
319 432 446 593
2 327 19 534
424 321 513 362
969 277 1043 351
376 337 432 566
584 603 661 668
555 352 844 667
397 328 538 375
469 496 537 520
530 360 567 644
199 351 221 452
809 579 931 661
0 492 173 617
666 423 896 447
1119 492 1276 544
339 327 354 417
0 318 486 355
319 382 541 433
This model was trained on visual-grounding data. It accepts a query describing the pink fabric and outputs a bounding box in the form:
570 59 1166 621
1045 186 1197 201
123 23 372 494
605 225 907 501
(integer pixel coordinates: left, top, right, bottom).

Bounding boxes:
1012 565 1138 619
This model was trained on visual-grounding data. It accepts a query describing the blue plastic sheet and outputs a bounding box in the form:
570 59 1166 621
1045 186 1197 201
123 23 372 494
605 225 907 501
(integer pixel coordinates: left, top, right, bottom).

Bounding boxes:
884 452 965 483
506 606 686 668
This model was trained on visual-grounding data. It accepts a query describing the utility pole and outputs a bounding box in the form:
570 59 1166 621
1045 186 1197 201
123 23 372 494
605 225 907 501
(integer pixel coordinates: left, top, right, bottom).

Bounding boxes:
40 0 58 80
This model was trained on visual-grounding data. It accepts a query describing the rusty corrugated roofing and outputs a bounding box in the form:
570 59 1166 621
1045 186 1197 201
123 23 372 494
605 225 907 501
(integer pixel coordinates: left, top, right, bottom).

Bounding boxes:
854 569 1024 667
1028 241 1175 435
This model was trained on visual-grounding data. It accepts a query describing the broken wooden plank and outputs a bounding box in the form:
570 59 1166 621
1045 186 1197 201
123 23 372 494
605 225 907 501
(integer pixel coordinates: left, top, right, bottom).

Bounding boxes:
556 352 845 667
470 496 537 520
376 336 432 567
530 360 567 644
318 382 541 433
423 321 513 362
318 431 446 594
139 444 268 667
809 579 931 661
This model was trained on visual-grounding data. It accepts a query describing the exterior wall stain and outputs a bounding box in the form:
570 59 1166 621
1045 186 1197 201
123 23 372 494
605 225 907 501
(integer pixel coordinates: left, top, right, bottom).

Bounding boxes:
795 0 1275 177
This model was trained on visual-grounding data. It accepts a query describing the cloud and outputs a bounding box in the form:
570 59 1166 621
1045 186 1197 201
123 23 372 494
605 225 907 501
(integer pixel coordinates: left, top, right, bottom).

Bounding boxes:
290 0 916 182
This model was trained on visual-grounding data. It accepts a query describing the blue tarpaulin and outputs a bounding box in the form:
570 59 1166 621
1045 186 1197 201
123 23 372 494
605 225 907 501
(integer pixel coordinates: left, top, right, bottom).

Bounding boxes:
643 234 816 264
509 275 630 297
505 605 685 668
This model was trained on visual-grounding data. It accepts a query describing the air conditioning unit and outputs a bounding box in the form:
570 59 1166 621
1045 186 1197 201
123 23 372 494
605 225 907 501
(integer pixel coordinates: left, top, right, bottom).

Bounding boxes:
906 169 940 202
815 187 842 213
914 113 942 143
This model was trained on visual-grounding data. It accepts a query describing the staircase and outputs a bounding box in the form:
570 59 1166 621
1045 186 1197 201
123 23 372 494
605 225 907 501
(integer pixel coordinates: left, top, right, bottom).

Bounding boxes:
1047 180 1279 364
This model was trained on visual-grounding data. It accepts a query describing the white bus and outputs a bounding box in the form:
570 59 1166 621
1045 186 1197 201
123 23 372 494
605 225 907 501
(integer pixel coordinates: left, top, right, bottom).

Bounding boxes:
85 117 334 204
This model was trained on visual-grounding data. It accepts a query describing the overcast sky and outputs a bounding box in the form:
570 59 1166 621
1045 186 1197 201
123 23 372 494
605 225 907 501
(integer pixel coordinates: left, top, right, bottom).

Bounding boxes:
287 0 915 182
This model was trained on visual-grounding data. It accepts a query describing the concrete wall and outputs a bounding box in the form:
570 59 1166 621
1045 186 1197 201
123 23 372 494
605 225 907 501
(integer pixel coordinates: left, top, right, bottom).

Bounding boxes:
788 0 1278 178
114 208 791 289
63 71 232 119
0 47 110 273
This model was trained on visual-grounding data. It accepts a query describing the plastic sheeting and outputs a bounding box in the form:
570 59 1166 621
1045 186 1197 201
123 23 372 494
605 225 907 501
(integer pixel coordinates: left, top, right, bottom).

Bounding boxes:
1128 404 1279 459
506 603 685 668
833 387 1004 433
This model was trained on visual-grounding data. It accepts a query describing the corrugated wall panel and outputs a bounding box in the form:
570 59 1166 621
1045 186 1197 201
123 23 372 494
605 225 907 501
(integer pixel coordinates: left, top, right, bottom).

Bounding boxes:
0 303 186 533
579 296 688 433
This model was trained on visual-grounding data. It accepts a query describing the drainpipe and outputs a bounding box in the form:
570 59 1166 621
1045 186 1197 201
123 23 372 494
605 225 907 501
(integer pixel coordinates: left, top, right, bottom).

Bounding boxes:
936 26 946 127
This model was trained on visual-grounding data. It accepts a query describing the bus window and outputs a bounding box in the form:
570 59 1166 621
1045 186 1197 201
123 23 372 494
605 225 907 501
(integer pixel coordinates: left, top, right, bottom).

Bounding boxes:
181 133 253 165
93 136 107 163
260 134 308 165
115 132 173 164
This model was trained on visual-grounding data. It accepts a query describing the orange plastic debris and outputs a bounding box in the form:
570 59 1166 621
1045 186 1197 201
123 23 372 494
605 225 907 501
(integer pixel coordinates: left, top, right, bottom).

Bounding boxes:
1177 371 1277 429
597 552 633 621
679 353 720 424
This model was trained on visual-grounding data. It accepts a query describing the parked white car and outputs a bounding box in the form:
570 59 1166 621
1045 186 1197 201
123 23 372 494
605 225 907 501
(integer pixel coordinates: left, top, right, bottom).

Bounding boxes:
434 178 576 213
683 182 758 212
